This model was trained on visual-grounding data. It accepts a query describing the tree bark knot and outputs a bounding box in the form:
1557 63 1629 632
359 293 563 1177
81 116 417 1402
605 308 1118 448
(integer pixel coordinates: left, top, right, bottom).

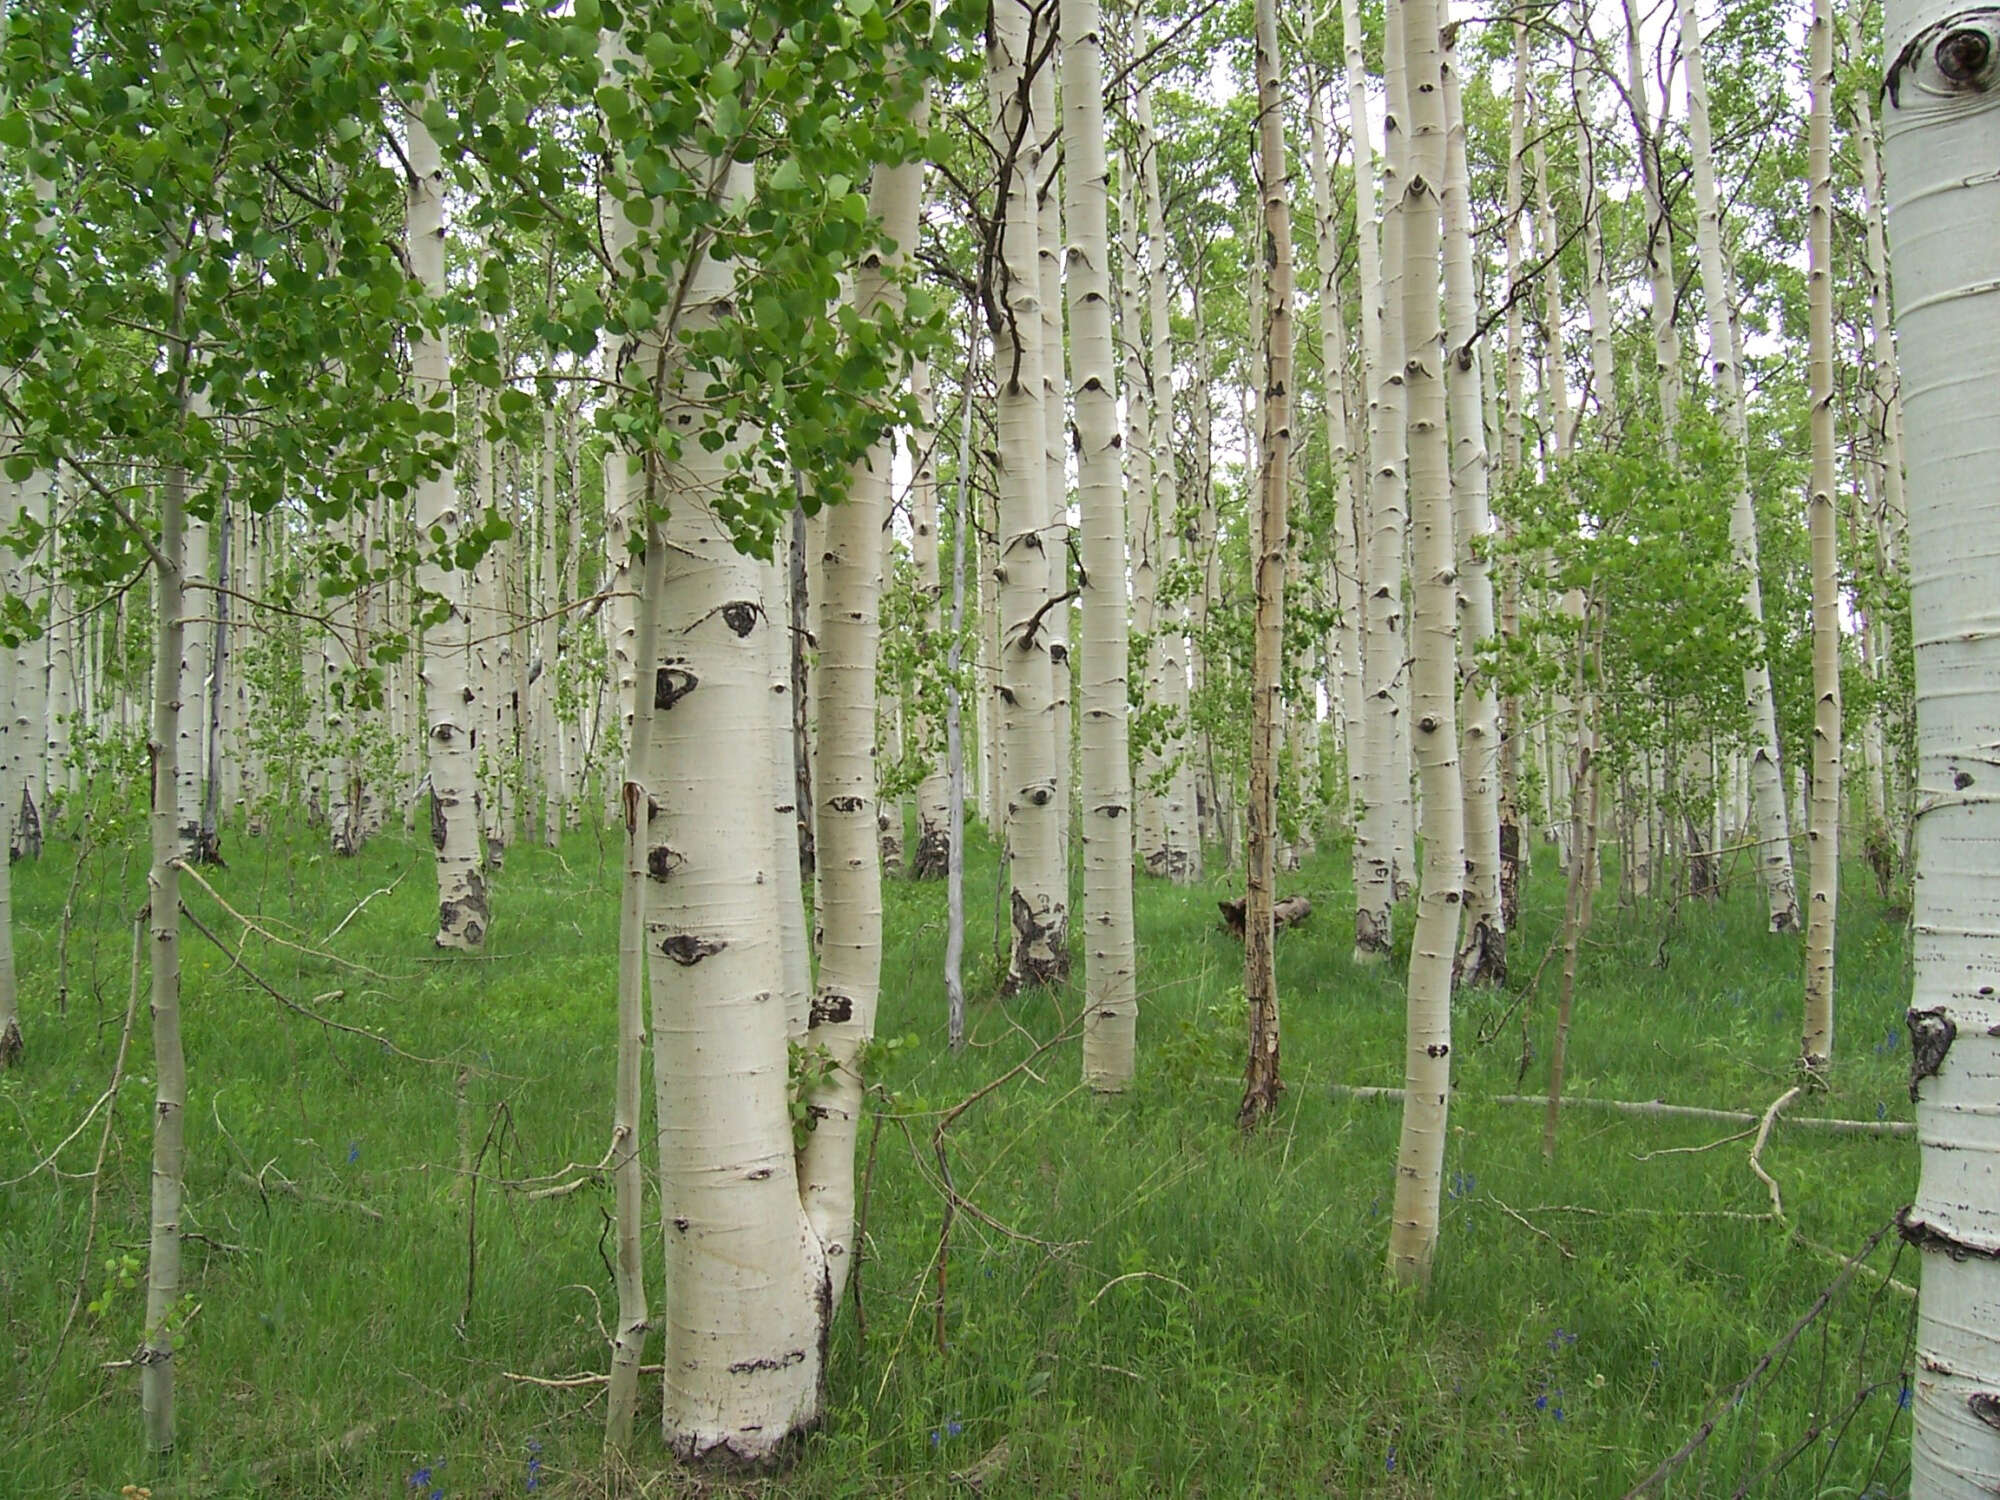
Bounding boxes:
659 933 727 966
1907 1006 1957 1100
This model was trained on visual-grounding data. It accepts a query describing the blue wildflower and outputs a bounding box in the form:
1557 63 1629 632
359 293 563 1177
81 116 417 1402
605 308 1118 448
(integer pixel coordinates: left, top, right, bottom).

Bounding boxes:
347 1142 360 1165
1553 1408 1565 1423
1534 1394 1548 1411
409 1467 431 1489
1898 1382 1913 1411
1385 1446 1396 1474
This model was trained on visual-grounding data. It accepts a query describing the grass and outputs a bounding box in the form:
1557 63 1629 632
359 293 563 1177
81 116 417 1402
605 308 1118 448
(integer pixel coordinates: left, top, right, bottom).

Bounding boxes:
1 802 1918 1497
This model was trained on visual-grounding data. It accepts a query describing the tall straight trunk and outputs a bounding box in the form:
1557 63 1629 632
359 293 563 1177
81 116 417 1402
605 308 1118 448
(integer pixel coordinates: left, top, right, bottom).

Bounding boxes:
910 360 952 877
1619 0 1684 440
141 273 193 1454
1347 0 1405 962
1531 136 1572 461
1307 87 1362 855
800 127 924 1303
1498 19 1530 924
1802 0 1840 1077
410 99 487 948
641 158 826 1460
1679 0 1800 933
0 474 17 1065
199 493 231 861
989 0 1067 988
1882 11 2000 1488
175 508 208 858
1570 15 1619 436
1441 35 1502 988
1388 0 1464 1284
1240 0 1292 1131
1119 147 1161 868
1191 285 1225 849
1542 633 1600 1161
1033 46 1071 864
1140 85 1198 881
945 335 975 1051
604 488 664 1453
1064 0 1137 1091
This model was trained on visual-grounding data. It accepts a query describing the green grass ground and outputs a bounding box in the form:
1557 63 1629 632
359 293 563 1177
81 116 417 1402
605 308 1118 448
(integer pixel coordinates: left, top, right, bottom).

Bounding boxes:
2 810 1918 1497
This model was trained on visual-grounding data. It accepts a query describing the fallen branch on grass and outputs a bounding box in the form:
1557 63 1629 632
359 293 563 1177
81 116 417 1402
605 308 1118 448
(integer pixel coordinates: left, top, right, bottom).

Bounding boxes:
1328 1085 1912 1136
1218 894 1312 939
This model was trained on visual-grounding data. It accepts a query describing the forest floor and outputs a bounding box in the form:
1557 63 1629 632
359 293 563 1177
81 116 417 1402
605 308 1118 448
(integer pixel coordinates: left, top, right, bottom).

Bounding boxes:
2 810 1919 1498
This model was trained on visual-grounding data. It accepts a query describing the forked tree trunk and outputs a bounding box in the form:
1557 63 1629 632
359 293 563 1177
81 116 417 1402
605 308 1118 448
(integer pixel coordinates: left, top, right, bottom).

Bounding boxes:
1802 0 1840 1078
1064 0 1138 1091
1387 0 1464 1284
988 0 1067 989
410 98 486 950
1240 0 1291 1131
1879 8 2000 1490
1678 0 1799 933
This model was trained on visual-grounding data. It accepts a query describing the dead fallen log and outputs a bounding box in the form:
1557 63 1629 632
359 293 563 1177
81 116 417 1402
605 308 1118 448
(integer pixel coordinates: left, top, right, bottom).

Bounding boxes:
1218 894 1312 939
1327 1084 1913 1136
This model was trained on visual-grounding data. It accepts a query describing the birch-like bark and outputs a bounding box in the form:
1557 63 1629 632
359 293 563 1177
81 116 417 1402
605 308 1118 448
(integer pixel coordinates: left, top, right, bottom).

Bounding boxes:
1679 0 1800 932
141 275 193 1454
800 128 924 1305
1388 0 1464 1284
1033 44 1071 863
910 360 952 877
1881 15 2000 1488
1307 88 1362 857
1803 0 1840 1077
988 0 1066 988
1140 85 1198 881
1119 147 1161 867
1498 19 1530 925
1441 36 1502 989
1346 0 1404 962
1240 0 1291 1130
0 475 17 1064
410 99 487 949
1065 0 1137 1091
945 336 974 1051
1620 0 1684 440
175 507 208 858
604 490 663 1453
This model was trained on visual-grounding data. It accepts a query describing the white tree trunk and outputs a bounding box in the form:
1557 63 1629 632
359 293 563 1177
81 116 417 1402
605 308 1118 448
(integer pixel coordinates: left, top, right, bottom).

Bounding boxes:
989 0 1068 988
1803 0 1840 1076
1879 11 2000 1491
410 102 487 948
1441 36 1503 988
1388 0 1464 1284
1064 0 1138 1091
1679 0 1800 932
910 360 952 877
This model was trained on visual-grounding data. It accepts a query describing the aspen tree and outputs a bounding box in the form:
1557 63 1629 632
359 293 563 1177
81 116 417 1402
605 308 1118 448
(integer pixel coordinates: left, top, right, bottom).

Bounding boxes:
1346 0 1407 962
1119 144 1161 865
1803 0 1841 1077
1570 12 1618 436
1441 30 1502 988
1063 0 1137 1091
1240 0 1291 1130
1307 87 1362 857
1497 18 1529 923
0 506 14 1066
989 0 1067 988
1678 0 1800 932
1618 0 1683 438
1388 0 1465 1284
910 360 953 877
410 98 487 950
800 116 926 1312
1141 84 1198 880
1033 44 1071 860
141 273 194 1455
1879 17 2000 1487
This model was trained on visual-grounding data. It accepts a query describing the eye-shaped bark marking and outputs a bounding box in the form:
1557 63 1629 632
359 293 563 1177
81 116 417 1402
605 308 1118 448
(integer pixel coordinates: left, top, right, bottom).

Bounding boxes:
720 600 759 637
659 933 726 966
809 990 854 1027
655 666 698 710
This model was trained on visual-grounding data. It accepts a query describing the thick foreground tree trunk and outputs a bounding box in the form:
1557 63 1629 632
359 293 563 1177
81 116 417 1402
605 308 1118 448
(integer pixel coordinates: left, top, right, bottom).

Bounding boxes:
1881 8 2000 1491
